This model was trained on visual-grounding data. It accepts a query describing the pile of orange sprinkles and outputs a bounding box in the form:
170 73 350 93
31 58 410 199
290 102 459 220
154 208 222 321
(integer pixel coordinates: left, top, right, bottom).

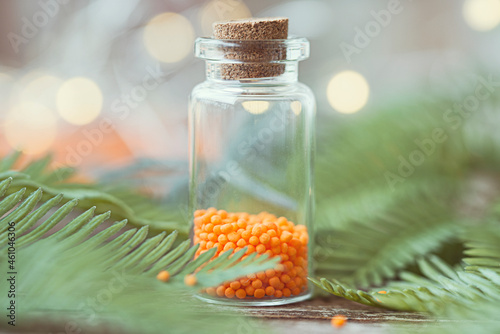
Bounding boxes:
192 208 309 299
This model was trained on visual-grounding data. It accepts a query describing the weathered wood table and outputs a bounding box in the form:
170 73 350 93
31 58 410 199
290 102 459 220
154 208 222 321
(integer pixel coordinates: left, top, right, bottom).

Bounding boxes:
210 296 430 333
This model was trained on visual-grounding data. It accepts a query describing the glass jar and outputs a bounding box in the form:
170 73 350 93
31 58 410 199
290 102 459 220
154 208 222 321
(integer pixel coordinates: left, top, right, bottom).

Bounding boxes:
189 37 315 305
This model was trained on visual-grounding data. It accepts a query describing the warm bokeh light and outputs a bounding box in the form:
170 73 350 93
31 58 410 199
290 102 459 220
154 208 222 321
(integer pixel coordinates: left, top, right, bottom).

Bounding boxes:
143 12 195 63
242 100 270 114
291 101 302 115
4 103 58 155
327 71 370 114
463 0 500 31
56 77 103 125
20 74 62 106
199 0 251 36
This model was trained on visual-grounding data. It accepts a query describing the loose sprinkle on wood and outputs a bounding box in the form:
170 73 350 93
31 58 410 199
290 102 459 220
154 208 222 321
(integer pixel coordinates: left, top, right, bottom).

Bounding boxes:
331 315 348 328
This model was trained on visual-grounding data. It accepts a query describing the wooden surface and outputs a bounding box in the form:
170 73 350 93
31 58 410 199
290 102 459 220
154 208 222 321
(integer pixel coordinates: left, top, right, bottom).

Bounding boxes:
212 296 430 333
6 296 430 333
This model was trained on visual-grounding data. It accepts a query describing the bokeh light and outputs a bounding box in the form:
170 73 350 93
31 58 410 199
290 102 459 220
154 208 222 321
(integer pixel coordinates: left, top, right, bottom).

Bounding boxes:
326 71 370 114
4 103 57 155
56 77 103 125
20 74 62 106
242 101 270 114
143 12 195 63
291 101 302 115
463 0 500 31
199 0 251 36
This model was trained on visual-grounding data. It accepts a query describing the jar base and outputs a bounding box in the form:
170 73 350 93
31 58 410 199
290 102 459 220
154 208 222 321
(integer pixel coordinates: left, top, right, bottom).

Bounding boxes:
195 291 312 306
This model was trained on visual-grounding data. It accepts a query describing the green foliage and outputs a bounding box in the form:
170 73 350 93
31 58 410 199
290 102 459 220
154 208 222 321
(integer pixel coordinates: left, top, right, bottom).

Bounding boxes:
313 95 469 286
2 78 500 332
2 240 270 334
311 87 500 332
315 199 462 287
0 177 277 333
463 221 500 274
312 255 500 332
309 277 382 307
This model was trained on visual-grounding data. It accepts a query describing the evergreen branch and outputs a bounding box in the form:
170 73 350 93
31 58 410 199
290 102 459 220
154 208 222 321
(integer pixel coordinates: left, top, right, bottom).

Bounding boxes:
308 277 383 308
0 176 276 333
463 222 500 273
315 200 461 287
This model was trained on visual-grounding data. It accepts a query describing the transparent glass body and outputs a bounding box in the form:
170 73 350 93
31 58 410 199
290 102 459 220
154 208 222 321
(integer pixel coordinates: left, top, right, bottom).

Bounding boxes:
189 37 315 305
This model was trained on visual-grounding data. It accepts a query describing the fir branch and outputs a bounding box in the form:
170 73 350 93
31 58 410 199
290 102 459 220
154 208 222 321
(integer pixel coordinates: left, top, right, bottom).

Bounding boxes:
0 177 277 333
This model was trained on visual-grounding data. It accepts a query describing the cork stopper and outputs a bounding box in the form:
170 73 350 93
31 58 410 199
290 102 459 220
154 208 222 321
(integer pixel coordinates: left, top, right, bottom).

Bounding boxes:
213 17 288 40
212 17 289 80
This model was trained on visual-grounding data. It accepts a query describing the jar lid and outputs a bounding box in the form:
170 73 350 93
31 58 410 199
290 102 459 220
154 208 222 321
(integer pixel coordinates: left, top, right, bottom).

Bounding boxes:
195 17 309 80
213 17 289 40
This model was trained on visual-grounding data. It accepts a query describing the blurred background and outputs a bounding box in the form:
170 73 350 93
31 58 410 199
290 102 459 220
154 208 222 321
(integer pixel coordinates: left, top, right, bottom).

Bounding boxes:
0 0 499 196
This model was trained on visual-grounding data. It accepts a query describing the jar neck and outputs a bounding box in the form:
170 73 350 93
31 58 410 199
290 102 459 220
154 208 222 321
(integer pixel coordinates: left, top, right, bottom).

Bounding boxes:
205 61 299 84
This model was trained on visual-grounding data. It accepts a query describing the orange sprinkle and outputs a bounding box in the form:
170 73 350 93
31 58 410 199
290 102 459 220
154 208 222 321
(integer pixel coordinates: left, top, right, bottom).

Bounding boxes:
270 237 281 247
224 287 235 298
216 286 225 297
223 242 236 251
246 245 256 254
156 270 170 282
235 289 247 299
265 269 276 278
240 278 251 287
230 281 241 290
245 285 256 296
241 230 251 240
378 291 387 294
281 274 291 284
252 225 263 236
256 272 267 280
249 236 260 246
237 219 247 228
280 231 293 242
264 250 274 258
254 289 266 299
213 224 222 234
256 244 266 254
265 286 275 296
259 233 270 244
221 224 233 234
184 274 197 286
252 279 263 289
269 276 281 288
228 232 239 242
331 315 347 328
